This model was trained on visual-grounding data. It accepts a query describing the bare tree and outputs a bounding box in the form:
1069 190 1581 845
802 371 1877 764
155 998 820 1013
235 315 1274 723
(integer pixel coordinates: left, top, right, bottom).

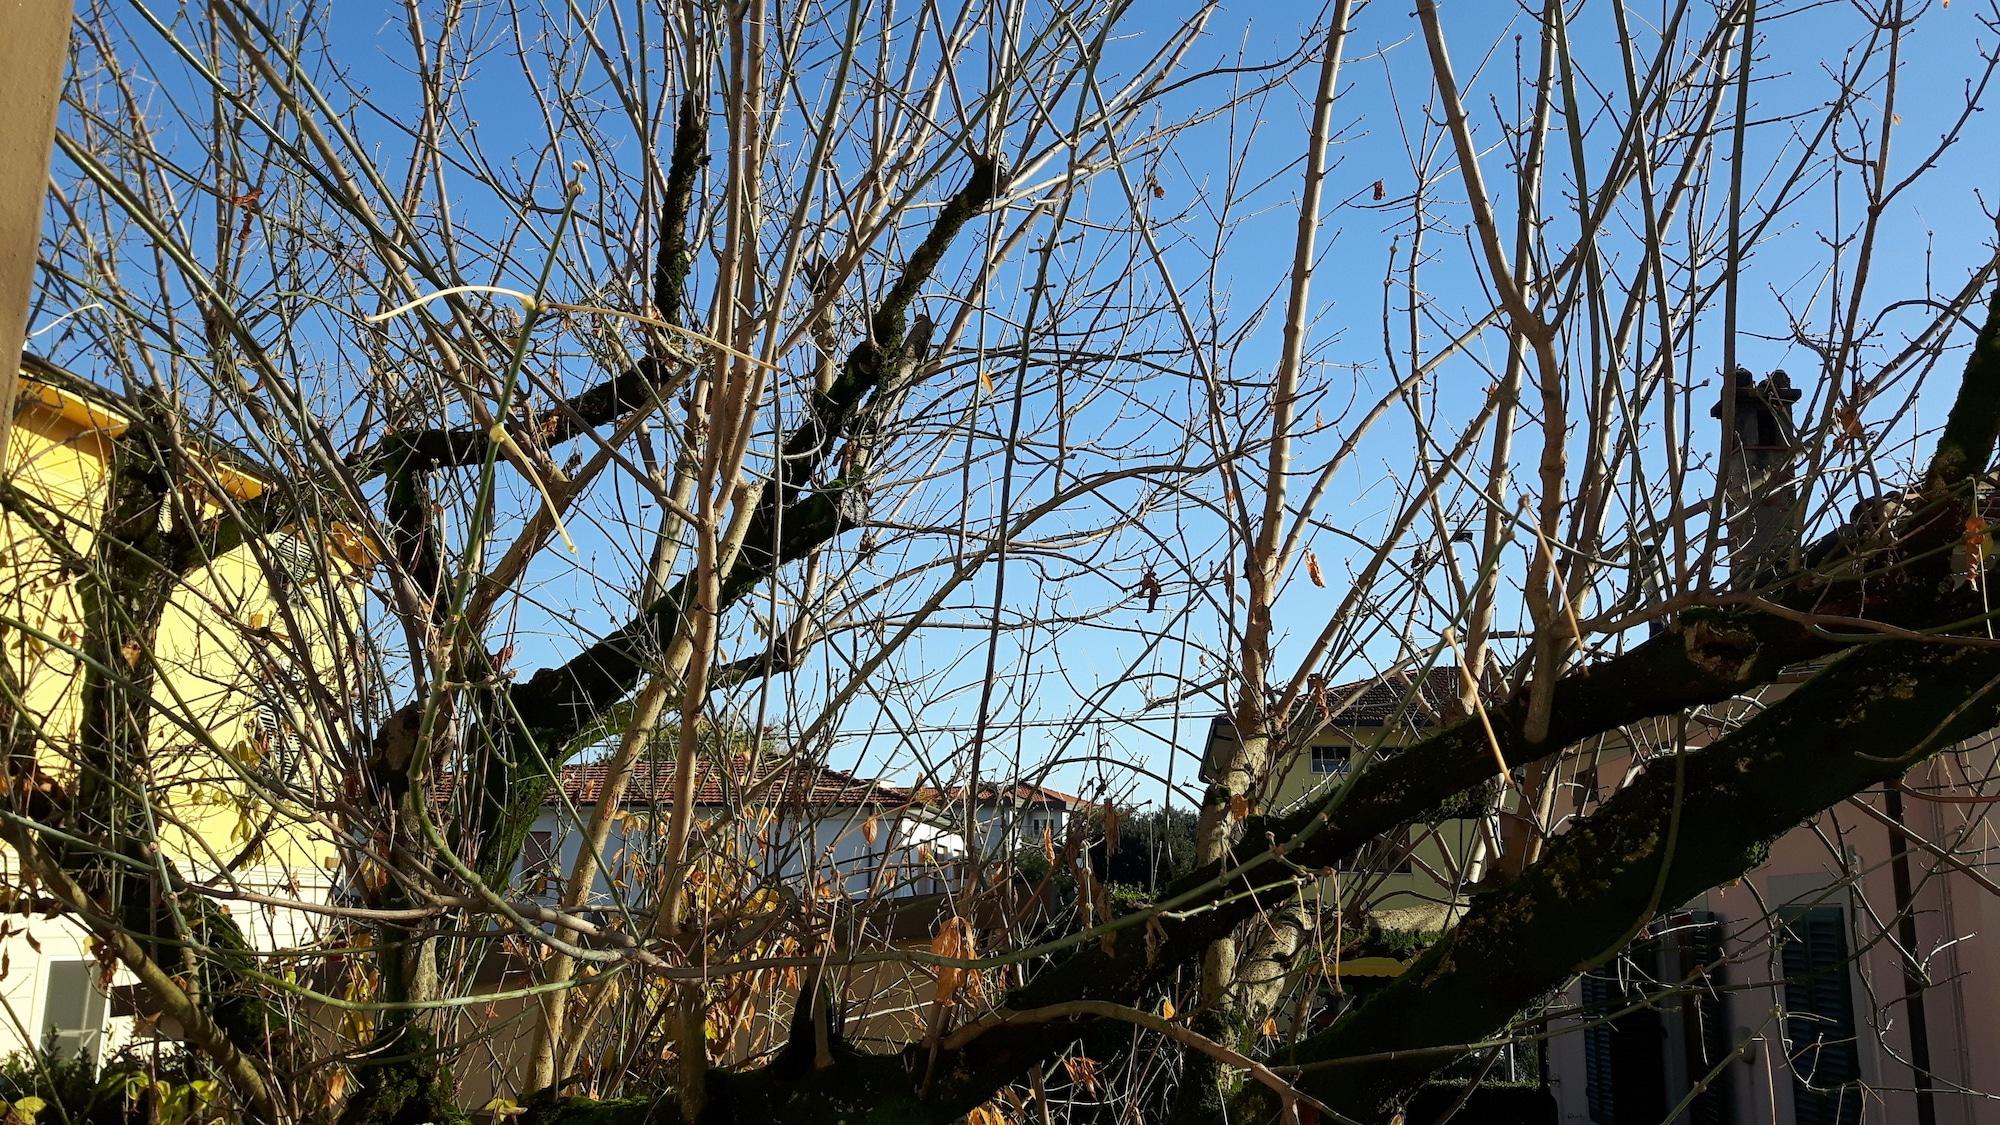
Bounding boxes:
10 0 2000 1123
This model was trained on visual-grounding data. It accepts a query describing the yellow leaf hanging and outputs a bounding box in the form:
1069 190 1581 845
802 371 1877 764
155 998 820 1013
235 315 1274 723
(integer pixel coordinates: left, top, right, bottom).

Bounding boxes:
931 917 978 1006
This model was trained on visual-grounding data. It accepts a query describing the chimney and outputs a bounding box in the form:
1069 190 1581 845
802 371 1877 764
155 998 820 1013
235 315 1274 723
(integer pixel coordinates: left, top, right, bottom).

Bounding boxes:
1712 367 1802 584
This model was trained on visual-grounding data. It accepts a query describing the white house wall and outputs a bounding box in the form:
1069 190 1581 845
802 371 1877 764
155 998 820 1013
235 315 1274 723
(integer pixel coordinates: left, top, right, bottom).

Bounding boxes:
517 803 971 906
0 865 338 1067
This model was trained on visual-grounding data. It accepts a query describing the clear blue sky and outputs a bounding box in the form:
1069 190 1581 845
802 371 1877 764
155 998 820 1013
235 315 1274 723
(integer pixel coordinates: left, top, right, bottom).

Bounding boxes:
66 1 1993 813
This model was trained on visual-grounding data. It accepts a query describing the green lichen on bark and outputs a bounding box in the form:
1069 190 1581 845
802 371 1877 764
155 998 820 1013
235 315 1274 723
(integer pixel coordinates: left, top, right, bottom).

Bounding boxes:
1274 637 2000 1119
1924 282 2000 490
338 1027 472 1125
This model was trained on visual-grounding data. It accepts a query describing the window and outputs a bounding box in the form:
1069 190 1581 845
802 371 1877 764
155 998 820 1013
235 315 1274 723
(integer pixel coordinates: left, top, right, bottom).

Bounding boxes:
1582 912 1736 1125
523 830 559 896
1581 958 1665 1125
251 699 299 786
1782 907 1862 1125
1683 916 1738 1125
41 960 106 1062
1310 745 1351 775
266 533 321 584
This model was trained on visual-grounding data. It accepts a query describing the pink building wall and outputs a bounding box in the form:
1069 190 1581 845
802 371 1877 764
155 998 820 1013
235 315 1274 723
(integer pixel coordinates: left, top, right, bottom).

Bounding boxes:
1549 741 2000 1124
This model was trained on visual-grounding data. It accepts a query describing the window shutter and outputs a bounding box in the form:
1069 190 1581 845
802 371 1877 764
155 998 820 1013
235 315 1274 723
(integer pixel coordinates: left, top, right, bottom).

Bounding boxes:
1781 907 1862 1125
253 699 299 785
269 532 321 583
41 960 106 1062
1584 912 1740 1125
1679 911 1738 1125
1582 969 1619 1124
1582 942 1671 1125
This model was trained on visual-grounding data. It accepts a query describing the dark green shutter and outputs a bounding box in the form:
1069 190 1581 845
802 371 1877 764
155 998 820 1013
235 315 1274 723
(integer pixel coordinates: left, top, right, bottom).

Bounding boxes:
1583 911 1738 1125
1581 945 1670 1123
1781 907 1863 1125
1680 912 1738 1125
1583 969 1618 1124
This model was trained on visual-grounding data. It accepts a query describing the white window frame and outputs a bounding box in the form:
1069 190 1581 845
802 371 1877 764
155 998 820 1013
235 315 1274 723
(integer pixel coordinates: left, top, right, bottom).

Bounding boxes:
1310 744 1352 776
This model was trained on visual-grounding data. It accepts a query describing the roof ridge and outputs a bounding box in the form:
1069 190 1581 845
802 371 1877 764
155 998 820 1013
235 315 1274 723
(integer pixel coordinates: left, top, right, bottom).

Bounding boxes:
542 755 907 809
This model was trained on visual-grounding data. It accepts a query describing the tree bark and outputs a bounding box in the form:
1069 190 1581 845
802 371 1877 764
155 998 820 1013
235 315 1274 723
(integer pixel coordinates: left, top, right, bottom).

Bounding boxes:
1276 635 2000 1117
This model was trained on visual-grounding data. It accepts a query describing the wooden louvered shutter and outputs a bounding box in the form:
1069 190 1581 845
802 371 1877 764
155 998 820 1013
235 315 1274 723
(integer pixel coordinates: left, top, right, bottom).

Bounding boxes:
1678 911 1738 1125
1582 969 1619 1124
253 698 298 784
1781 907 1862 1125
1581 940 1671 1125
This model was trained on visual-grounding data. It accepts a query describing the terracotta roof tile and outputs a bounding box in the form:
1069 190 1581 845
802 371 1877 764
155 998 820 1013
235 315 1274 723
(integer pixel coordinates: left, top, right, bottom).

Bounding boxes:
1306 666 1477 727
546 757 906 809
910 781 1082 809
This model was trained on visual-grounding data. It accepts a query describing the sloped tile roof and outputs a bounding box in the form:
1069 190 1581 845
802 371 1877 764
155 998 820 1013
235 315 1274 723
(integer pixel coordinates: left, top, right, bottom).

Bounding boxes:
1307 666 1475 727
546 756 906 808
909 780 1082 809
1199 666 1489 784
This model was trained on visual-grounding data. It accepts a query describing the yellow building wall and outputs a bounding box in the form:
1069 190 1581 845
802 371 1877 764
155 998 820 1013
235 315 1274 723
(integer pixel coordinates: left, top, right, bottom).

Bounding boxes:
1271 727 1486 918
0 386 352 890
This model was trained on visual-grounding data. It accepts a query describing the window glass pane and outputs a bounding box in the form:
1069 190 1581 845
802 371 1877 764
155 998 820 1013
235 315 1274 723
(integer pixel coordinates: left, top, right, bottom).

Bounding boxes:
41 960 91 1031
1311 746 1351 775
524 830 558 893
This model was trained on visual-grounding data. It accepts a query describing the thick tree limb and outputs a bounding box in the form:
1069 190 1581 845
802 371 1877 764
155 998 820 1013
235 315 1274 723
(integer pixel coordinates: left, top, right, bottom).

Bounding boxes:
653 95 707 332
906 608 1837 1118
471 489 853 885
455 157 1001 889
344 355 681 481
756 156 1001 517
0 825 283 1121
348 97 709 490
1922 281 2000 491
762 279 2000 1122
1252 274 2000 1117
493 157 1003 746
1277 636 2000 1117
624 491 1989 1123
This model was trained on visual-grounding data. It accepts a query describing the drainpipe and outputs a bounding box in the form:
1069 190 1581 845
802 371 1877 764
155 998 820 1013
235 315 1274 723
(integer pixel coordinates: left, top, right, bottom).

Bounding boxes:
1884 784 1939 1125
